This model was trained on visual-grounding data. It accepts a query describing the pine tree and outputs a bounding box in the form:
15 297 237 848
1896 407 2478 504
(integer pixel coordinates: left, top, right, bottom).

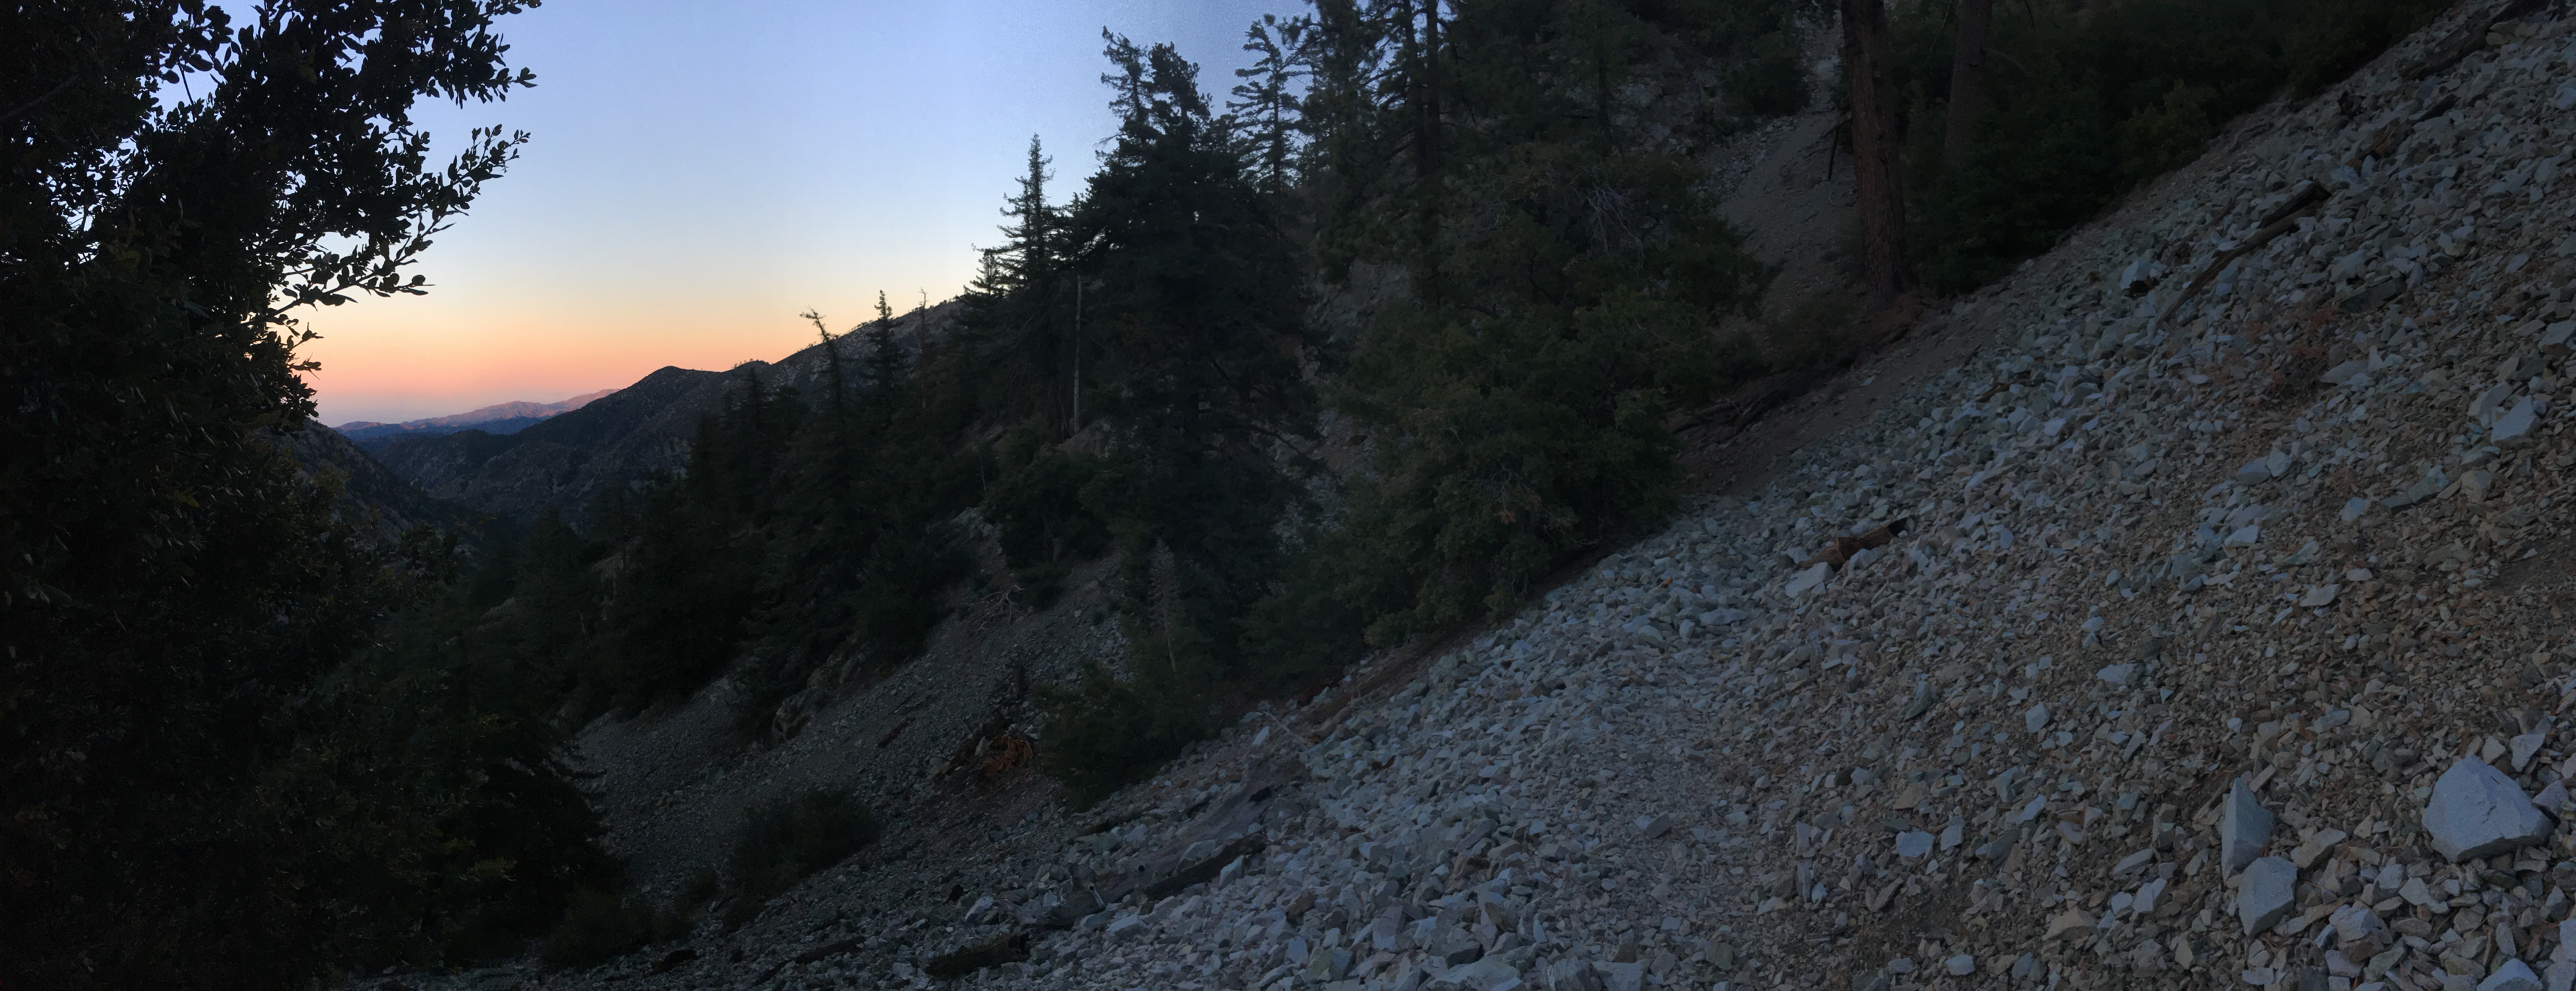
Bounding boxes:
1036 35 1323 803
1229 13 1314 196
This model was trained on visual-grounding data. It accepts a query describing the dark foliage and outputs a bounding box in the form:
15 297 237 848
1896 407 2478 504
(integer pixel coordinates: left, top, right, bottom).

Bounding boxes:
1895 0 2453 292
722 788 880 928
0 2 619 985
540 889 690 971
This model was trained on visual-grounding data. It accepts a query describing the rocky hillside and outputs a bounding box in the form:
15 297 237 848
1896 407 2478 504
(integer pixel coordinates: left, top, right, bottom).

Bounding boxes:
377 5 2576 991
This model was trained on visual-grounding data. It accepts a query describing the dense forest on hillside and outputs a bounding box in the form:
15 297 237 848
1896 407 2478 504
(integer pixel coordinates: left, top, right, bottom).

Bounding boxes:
2 0 2459 985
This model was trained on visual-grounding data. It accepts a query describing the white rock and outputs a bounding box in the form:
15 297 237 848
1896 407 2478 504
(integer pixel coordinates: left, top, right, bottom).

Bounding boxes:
2515 733 2549 772
2425 757 2555 862
2495 397 2540 447
1784 561 1833 597
2135 876 2168 914
2330 904 2384 942
2238 856 2298 933
2300 584 2341 607
1945 954 1975 976
2485 959 2544 991
2220 777 2277 872
2025 703 2051 733
1895 831 1935 858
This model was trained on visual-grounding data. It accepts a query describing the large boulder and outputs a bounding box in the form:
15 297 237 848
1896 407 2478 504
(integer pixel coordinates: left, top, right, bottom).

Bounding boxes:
2425 757 2554 863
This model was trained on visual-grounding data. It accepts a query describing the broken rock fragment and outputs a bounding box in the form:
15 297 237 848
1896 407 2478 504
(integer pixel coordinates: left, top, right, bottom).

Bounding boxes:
2220 777 2276 871
2237 857 2298 933
2425 757 2555 862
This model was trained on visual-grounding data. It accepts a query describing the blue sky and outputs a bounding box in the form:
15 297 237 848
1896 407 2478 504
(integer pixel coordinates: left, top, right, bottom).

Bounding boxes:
303 0 1301 425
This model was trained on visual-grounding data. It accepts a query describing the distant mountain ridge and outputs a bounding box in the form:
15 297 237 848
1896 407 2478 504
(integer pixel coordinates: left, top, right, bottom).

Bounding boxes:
336 388 619 449
365 301 960 528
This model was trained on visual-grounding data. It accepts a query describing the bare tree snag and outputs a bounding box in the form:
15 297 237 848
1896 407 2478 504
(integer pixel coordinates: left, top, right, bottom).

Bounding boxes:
1843 0 1913 309
1943 0 1993 172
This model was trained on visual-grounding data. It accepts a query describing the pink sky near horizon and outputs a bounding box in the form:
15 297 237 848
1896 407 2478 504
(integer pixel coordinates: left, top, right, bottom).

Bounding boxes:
295 0 1301 426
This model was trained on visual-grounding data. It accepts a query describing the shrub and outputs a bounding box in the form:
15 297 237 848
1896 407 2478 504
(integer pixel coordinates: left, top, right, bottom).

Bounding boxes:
1727 30 1809 117
722 789 880 928
1760 290 1862 369
540 890 687 971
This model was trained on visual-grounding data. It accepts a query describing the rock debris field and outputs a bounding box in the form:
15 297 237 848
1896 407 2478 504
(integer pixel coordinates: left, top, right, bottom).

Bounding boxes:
400 7 2576 991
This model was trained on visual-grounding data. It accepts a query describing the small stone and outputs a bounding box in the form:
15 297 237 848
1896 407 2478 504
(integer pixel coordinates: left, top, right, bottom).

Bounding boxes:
2237 459 2275 485
2026 702 2052 733
2243 966 2280 986
2515 734 2549 772
1895 831 1935 858
2425 757 2555 862
2220 777 2277 871
2096 663 2137 685
1945 954 1975 976
2465 469 2497 502
2322 360 2370 385
2484 959 2544 991
1444 956 1519 990
2292 828 2348 869
1784 562 1833 596
2345 567 2373 581
1595 961 1645 991
2134 876 2168 914
2299 584 2340 607
1106 914 1147 941
2342 497 2372 523
2046 908 2096 940
2330 904 2385 942
2238 856 2298 933
1428 926 1483 966
2496 398 2541 448
1635 815 1671 839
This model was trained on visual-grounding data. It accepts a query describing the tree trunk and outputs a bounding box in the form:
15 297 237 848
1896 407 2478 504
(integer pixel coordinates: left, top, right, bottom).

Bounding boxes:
1943 0 1992 172
1842 0 1912 309
1419 0 1442 178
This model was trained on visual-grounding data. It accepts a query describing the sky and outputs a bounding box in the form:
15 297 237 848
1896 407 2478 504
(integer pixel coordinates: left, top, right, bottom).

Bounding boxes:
300 0 1302 426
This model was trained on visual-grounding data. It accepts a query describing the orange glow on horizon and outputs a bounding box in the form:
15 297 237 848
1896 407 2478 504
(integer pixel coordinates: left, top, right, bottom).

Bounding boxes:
293 291 916 424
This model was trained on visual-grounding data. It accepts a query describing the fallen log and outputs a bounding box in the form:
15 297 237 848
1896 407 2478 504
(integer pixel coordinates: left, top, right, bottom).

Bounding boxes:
2156 182 2330 326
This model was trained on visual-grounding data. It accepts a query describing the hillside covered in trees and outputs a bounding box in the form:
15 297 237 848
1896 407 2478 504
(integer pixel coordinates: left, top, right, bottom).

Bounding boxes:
2 0 2463 985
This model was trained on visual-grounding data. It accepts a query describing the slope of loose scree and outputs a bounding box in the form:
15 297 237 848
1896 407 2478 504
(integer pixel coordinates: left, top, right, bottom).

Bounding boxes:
376 7 2576 990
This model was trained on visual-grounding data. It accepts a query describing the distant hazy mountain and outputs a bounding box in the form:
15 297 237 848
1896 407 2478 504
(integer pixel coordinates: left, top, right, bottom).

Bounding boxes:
271 424 507 544
335 388 618 450
366 301 959 528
